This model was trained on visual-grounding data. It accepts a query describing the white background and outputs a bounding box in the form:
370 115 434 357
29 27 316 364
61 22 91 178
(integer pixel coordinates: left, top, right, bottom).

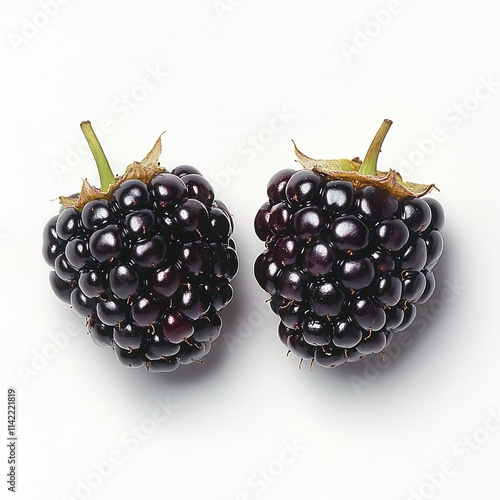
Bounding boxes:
1 1 499 499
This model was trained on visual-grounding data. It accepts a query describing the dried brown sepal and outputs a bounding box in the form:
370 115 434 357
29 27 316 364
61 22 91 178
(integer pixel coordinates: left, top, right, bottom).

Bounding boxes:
293 141 437 200
59 133 166 211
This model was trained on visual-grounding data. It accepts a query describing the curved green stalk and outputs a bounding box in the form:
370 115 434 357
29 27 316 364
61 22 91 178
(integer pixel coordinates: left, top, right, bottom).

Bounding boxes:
80 121 115 192
359 119 393 176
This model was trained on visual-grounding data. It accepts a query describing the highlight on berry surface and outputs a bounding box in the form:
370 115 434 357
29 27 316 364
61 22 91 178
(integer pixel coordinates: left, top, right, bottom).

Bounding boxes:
254 119 445 369
43 121 239 373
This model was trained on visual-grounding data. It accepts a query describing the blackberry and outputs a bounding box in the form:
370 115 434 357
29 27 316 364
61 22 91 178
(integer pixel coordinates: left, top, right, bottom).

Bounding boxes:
254 119 444 368
43 122 238 372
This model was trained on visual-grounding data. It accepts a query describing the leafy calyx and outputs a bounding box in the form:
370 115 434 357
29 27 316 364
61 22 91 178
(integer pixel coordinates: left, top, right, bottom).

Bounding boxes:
293 119 437 199
59 122 166 211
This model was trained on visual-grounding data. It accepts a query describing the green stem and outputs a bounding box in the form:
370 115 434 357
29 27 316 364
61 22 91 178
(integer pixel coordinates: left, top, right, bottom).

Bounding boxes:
80 121 115 192
359 119 393 176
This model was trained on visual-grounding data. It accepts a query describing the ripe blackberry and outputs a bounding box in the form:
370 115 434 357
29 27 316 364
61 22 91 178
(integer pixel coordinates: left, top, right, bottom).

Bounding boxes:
254 120 444 368
43 122 238 372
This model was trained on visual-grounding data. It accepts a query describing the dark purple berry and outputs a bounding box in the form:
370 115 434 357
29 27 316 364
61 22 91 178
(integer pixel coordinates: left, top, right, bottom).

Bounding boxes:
44 125 238 373
254 123 444 369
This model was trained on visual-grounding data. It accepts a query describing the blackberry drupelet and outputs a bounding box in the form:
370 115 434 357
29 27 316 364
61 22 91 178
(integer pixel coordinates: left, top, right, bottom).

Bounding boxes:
254 119 444 368
43 122 238 372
